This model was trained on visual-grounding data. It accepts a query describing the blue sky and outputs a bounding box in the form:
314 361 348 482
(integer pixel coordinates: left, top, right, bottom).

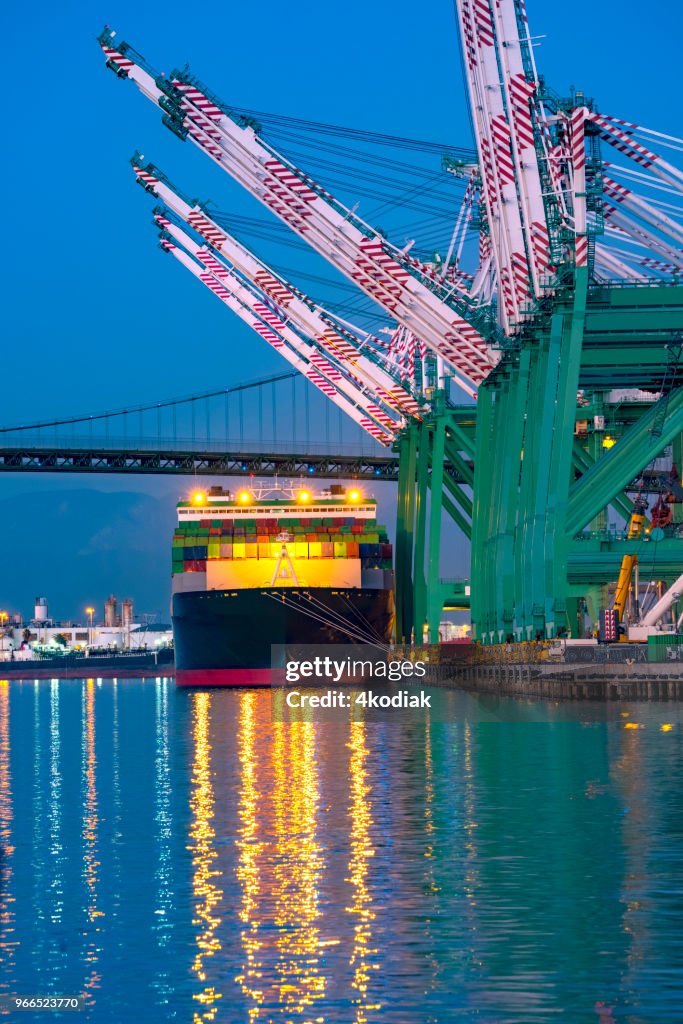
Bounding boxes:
1 0 681 618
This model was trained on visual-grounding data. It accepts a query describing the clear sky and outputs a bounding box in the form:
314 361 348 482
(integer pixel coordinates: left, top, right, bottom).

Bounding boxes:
1 0 681 619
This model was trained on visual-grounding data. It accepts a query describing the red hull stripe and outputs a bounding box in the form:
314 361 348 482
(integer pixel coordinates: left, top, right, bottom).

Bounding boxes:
176 667 276 688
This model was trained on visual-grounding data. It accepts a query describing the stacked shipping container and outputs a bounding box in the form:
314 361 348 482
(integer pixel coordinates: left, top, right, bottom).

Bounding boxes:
172 516 392 575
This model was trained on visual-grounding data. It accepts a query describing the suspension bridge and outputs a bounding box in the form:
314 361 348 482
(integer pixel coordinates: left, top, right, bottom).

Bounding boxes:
0 371 476 481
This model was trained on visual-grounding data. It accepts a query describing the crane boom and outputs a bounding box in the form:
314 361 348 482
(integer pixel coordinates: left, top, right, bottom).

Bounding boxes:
640 572 683 628
157 230 396 445
132 158 425 416
591 114 683 194
603 204 683 269
489 0 552 292
602 176 683 247
455 0 528 330
98 28 498 394
154 209 403 435
613 497 648 621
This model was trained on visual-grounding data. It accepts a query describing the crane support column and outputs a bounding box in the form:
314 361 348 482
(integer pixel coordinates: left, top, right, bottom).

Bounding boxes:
395 423 418 643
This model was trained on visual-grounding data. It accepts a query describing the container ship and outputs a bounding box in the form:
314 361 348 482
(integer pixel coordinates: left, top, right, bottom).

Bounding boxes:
171 484 395 686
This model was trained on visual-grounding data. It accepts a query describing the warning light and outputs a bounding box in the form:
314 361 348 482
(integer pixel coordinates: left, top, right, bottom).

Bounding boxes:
348 489 361 502
193 491 206 504
237 490 252 504
602 435 617 449
297 490 311 503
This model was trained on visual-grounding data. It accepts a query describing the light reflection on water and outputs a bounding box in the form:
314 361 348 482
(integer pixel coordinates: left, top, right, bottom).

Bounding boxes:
0 680 681 1023
346 721 380 1023
0 681 17 1005
189 691 222 1021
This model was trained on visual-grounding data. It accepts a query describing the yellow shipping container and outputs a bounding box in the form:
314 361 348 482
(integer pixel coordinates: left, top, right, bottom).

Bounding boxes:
233 543 246 559
309 542 322 558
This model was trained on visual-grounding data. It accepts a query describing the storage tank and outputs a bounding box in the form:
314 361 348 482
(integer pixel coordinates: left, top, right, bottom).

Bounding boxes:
104 595 118 627
121 599 134 628
34 597 48 623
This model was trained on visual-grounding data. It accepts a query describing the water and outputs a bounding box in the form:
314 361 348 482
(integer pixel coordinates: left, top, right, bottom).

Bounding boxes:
1 679 682 1023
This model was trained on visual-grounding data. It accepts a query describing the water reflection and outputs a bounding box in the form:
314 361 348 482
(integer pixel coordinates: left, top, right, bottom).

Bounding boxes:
81 679 103 1000
0 681 17 1006
154 679 174 982
234 695 328 1020
0 684 681 1022
234 692 264 1020
346 721 380 1022
189 692 223 1022
270 718 326 1017
48 681 64 928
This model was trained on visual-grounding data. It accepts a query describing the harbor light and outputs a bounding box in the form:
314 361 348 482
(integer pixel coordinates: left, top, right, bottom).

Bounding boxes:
297 489 311 503
348 489 361 502
237 490 252 504
192 491 206 504
86 606 95 645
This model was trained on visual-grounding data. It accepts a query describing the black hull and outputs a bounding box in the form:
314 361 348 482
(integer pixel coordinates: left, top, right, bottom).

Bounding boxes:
172 587 395 686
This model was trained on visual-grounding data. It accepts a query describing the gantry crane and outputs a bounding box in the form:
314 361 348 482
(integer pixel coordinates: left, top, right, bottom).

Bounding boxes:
98 0 683 643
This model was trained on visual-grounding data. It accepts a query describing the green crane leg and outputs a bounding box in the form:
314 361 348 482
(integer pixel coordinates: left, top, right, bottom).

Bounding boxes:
425 413 447 643
470 383 495 641
501 349 530 640
412 421 431 641
395 423 417 643
544 269 587 635
514 334 551 639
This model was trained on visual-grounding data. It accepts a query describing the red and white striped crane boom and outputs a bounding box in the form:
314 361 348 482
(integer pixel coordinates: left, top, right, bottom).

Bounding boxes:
156 222 398 446
131 158 424 418
98 28 498 395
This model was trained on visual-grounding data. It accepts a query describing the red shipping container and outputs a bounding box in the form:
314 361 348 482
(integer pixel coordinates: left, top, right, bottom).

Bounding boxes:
200 519 211 527
347 542 359 557
351 525 363 534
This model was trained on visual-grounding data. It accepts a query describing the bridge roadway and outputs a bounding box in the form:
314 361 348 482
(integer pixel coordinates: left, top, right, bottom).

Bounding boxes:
0 443 470 482
0 444 402 479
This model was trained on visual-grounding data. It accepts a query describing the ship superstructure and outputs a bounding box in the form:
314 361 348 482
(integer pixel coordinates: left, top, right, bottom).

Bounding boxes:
171 484 394 685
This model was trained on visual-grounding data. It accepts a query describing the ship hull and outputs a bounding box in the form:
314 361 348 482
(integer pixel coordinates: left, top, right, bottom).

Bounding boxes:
173 587 395 687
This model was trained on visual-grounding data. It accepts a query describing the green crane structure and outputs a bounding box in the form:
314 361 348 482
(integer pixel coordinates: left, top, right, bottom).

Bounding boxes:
98 0 683 646
395 279 683 643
